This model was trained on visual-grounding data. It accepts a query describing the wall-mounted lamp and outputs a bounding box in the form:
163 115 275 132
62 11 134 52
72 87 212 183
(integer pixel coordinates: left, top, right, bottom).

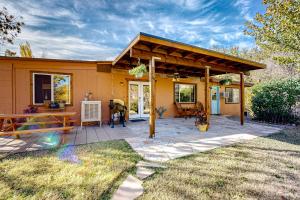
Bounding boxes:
120 82 124 86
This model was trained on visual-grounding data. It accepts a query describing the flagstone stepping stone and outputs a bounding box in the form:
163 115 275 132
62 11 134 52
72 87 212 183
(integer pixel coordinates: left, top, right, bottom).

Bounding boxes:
112 175 143 200
136 167 155 180
136 161 167 169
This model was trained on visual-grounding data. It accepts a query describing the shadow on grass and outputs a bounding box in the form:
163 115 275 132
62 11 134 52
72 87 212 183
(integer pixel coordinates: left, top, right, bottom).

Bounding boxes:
0 140 142 199
140 128 300 200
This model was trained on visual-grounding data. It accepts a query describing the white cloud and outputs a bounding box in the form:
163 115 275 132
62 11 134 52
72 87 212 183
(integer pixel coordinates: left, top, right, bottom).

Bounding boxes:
223 32 243 41
209 38 219 46
185 18 209 26
3 28 120 60
236 41 254 49
164 0 216 11
71 20 86 28
0 0 258 60
233 0 252 21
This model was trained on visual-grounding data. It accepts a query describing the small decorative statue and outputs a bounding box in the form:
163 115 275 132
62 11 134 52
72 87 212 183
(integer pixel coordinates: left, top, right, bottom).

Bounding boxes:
84 91 93 101
155 106 167 119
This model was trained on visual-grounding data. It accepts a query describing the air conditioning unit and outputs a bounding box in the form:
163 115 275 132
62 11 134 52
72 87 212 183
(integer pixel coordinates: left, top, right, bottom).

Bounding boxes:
81 101 101 127
220 92 229 99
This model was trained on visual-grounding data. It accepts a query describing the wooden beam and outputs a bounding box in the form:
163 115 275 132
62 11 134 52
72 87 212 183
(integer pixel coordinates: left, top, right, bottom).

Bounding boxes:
183 52 195 58
205 66 210 125
149 56 161 138
139 33 266 69
240 72 245 125
151 44 162 51
167 48 178 55
130 48 243 74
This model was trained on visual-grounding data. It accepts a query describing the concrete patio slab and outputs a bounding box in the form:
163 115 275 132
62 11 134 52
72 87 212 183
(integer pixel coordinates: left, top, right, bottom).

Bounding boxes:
0 116 282 162
124 116 282 162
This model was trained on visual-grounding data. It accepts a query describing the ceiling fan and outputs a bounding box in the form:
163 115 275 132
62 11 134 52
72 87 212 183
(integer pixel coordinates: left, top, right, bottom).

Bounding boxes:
167 72 189 81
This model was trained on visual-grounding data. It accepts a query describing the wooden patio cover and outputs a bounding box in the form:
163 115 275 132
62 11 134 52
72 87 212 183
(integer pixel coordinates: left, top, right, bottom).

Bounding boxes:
112 32 266 138
113 32 265 77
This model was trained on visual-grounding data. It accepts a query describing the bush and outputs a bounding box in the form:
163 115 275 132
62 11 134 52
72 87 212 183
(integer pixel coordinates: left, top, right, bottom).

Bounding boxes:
251 78 300 124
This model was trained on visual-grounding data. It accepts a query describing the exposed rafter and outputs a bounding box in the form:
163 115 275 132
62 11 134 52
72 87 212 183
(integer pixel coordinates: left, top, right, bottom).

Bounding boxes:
130 48 244 74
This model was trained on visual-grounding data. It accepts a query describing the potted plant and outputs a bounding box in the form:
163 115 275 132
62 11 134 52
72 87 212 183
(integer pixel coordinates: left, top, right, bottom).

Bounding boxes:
49 101 59 109
129 63 147 78
219 78 232 85
59 100 66 108
155 106 167 119
195 113 209 132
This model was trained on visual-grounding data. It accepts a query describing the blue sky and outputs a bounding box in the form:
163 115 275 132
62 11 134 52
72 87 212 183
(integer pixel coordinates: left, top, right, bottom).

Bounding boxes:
0 0 265 60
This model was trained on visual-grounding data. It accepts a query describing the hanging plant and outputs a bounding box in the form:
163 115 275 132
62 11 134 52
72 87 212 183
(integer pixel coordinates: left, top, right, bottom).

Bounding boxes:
219 78 232 85
129 63 147 78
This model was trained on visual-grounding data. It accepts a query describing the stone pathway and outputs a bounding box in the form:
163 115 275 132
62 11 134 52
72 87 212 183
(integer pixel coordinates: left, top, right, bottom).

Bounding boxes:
112 175 143 200
112 161 166 200
136 167 155 180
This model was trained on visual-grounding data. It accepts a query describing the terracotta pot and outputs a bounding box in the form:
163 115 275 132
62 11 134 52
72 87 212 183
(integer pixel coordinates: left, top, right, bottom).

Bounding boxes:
197 124 208 132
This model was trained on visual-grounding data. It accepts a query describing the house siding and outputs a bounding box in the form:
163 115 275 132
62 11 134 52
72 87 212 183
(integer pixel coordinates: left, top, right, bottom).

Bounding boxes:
0 63 13 114
0 59 242 123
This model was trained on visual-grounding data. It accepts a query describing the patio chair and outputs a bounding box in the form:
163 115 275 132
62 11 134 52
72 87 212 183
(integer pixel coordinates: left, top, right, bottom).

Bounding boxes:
175 102 191 119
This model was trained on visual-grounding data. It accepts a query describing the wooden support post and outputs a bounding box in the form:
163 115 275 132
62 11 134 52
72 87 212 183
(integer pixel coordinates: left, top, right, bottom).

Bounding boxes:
149 56 161 138
240 72 245 125
205 66 210 124
63 116 70 133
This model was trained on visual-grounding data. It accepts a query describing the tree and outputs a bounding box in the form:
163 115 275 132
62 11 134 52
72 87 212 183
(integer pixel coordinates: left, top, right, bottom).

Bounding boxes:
5 49 16 56
251 78 300 124
212 46 299 83
0 7 24 45
20 41 33 57
245 0 300 71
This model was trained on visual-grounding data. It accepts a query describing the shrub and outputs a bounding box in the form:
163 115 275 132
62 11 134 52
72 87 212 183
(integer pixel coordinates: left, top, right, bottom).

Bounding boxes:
251 78 300 124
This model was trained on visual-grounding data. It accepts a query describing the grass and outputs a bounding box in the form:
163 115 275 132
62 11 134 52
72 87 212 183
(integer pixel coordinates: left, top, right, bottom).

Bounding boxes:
140 128 300 200
0 140 141 200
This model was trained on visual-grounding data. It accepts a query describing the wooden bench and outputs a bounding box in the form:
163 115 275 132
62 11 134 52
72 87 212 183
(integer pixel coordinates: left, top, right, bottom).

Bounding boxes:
0 112 76 138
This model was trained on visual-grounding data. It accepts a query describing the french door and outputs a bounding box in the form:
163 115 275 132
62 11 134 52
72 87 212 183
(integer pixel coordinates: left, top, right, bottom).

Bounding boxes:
128 81 150 119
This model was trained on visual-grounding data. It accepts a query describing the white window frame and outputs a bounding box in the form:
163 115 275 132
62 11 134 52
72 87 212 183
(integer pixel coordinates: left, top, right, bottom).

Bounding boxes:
32 72 72 105
174 83 196 103
225 87 240 104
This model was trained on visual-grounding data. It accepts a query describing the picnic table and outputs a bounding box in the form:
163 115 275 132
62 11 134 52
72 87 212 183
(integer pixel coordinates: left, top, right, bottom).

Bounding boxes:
0 112 76 138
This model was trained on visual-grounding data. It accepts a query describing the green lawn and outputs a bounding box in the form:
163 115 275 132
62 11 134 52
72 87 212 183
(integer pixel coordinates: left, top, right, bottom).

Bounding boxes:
140 128 300 200
0 140 141 200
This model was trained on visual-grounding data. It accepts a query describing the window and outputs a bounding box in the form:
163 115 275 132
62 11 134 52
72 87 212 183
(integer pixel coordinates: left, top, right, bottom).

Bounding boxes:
225 88 239 104
32 72 72 105
174 83 196 103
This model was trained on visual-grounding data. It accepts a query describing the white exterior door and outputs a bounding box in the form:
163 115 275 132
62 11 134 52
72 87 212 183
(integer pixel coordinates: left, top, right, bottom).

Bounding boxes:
128 81 150 119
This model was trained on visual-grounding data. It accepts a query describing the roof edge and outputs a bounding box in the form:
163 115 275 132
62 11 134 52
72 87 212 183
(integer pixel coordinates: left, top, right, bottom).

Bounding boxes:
112 33 141 65
0 56 112 64
139 32 266 69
